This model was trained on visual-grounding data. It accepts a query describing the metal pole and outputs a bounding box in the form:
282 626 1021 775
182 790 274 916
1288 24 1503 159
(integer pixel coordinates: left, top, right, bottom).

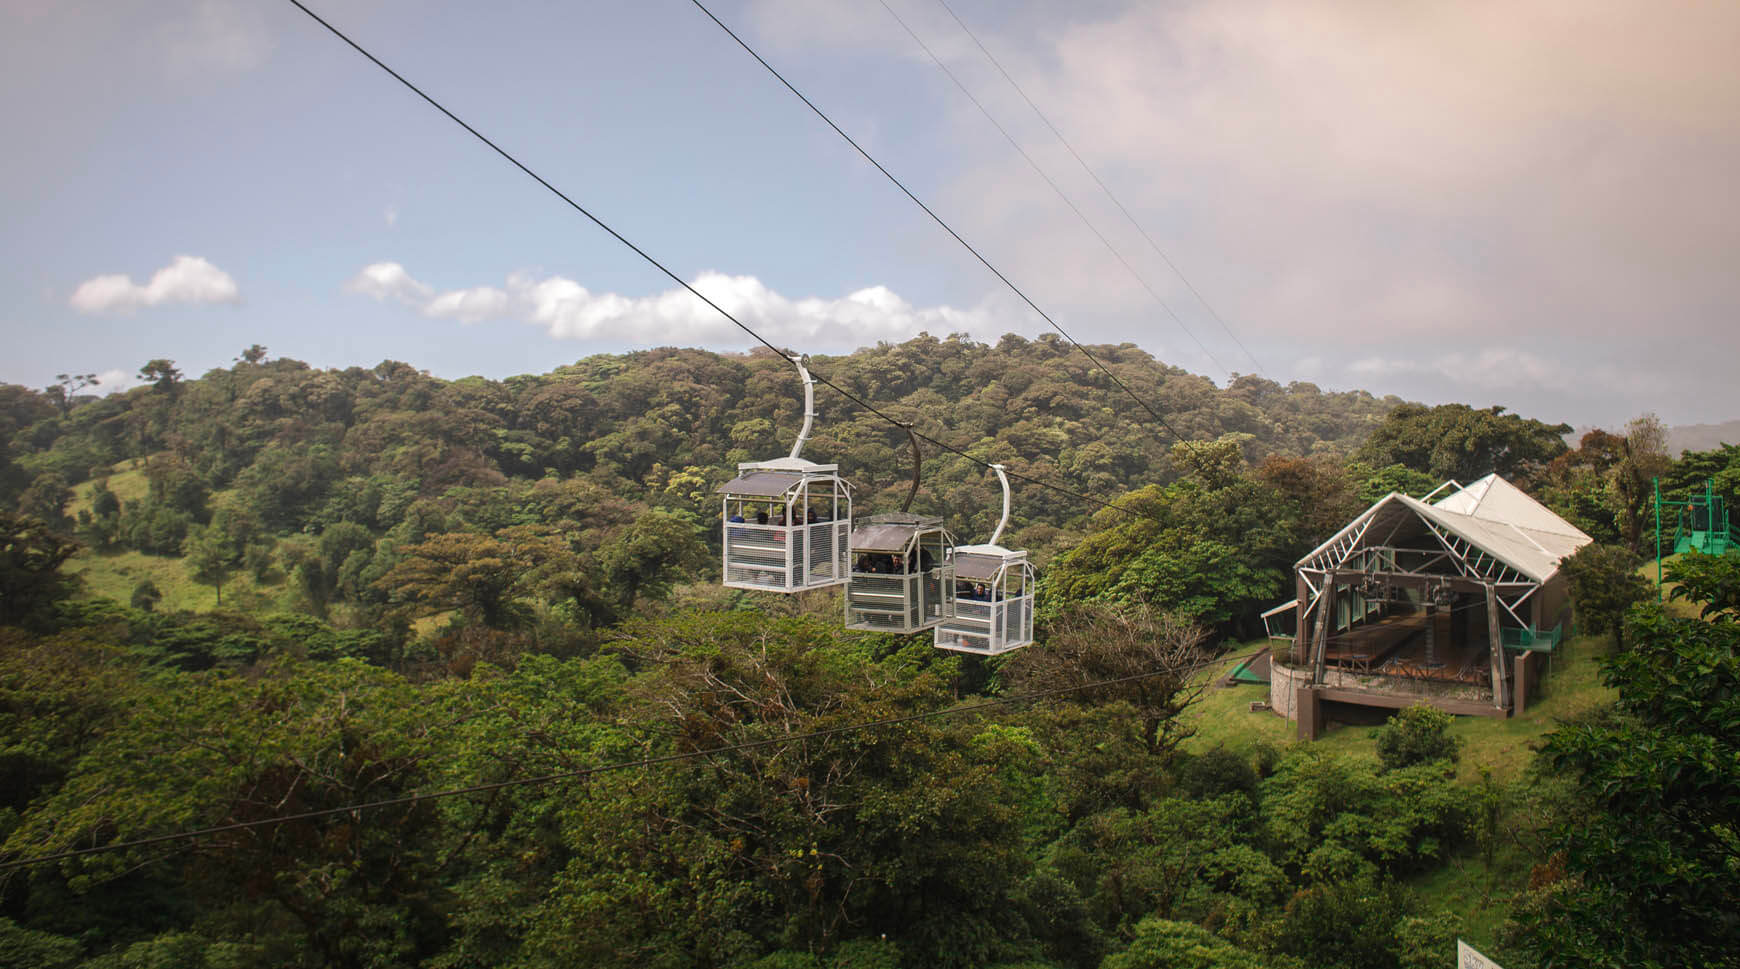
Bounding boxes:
788 354 814 461
1654 476 1662 600
899 422 921 513
987 464 1011 546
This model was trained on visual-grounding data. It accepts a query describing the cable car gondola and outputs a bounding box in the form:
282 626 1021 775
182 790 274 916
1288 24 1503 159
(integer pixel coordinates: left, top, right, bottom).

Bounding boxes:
935 464 1036 655
717 354 852 592
845 423 954 632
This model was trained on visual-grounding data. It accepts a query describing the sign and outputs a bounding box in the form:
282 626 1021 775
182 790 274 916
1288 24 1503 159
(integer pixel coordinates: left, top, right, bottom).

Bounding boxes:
1457 939 1504 969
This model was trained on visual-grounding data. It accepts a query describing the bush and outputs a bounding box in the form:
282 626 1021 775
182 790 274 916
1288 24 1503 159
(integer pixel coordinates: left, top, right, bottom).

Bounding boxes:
1265 880 1412 969
130 580 163 612
1375 704 1459 771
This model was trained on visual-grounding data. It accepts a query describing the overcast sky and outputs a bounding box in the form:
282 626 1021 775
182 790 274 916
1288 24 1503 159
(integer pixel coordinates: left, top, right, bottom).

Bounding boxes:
5 0 1738 430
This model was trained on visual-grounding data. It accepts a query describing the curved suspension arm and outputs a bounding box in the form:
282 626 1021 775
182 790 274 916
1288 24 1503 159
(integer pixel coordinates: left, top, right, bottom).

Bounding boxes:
788 353 815 460
899 422 921 513
988 464 1011 546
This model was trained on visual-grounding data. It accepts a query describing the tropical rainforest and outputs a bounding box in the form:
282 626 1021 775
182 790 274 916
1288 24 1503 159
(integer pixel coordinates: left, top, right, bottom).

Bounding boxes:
3 334 1737 969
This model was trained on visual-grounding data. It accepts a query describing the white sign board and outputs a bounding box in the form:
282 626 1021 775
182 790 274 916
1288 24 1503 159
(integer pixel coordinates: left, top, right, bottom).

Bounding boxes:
1457 939 1504 969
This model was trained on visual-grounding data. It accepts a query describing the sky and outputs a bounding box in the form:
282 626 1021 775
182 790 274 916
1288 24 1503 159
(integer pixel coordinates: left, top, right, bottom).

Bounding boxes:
4 0 1738 430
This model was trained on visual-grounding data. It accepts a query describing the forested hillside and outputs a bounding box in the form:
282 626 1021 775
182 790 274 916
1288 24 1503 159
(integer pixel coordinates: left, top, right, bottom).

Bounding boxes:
5 336 1740 968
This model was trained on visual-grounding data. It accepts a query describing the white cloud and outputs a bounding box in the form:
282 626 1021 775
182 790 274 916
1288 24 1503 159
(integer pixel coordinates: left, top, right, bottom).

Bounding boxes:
69 255 240 314
345 261 432 306
344 263 998 350
94 368 142 395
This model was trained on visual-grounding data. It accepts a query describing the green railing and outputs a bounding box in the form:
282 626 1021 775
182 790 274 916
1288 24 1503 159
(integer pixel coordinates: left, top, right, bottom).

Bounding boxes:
1502 622 1564 652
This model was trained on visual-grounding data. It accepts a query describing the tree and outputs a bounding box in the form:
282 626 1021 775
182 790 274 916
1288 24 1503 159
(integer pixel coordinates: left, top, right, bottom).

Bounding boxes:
1559 544 1652 651
1374 704 1460 772
1664 549 1740 619
0 512 81 626
1102 917 1279 969
375 527 576 629
138 359 183 394
1611 415 1672 554
4 660 453 967
237 344 268 364
1355 403 1570 485
45 372 100 417
15 472 73 534
1010 601 1209 758
182 523 242 606
1511 604 1740 967
130 579 163 612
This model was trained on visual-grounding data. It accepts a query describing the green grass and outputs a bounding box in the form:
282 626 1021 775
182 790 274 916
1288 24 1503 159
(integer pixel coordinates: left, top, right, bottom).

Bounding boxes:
68 463 150 518
1184 633 1618 782
66 548 293 613
1410 852 1526 956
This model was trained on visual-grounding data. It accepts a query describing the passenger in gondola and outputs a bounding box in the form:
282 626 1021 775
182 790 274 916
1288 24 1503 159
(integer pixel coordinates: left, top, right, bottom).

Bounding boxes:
918 548 936 573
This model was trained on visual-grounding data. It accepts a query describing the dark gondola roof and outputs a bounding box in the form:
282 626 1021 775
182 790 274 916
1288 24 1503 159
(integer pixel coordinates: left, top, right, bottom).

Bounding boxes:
717 470 805 497
952 551 1006 581
850 514 946 553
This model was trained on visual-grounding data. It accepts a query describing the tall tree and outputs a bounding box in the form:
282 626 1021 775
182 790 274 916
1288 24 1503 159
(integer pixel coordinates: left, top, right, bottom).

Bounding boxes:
1513 604 1740 967
1559 544 1652 651
0 511 81 626
1010 602 1209 758
45 372 100 417
137 359 183 394
376 527 576 629
1355 403 1570 484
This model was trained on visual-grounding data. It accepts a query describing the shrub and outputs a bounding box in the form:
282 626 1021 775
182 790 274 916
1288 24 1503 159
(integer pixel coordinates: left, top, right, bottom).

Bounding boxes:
1375 704 1459 771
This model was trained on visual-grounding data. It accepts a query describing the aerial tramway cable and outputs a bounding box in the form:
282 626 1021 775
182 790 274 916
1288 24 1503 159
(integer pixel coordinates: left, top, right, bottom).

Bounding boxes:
683 0 1208 461
870 0 1231 380
925 0 1268 377
280 0 1177 524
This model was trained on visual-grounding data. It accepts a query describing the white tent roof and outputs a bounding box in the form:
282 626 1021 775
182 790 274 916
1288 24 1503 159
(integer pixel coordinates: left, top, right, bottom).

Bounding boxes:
1297 473 1592 585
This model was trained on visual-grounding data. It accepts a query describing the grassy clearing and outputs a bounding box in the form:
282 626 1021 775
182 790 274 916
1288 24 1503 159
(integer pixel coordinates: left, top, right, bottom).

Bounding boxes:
1410 851 1528 956
1185 633 1617 779
68 463 150 518
66 549 294 613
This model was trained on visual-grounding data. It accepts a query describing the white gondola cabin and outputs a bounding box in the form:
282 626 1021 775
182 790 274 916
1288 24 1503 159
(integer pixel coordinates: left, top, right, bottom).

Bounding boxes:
719 457 852 593
846 513 954 632
934 464 1036 654
717 353 853 593
934 544 1035 654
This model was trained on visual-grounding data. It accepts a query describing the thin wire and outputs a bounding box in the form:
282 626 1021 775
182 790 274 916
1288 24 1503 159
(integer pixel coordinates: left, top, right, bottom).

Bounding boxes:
279 0 1152 523
683 0 1206 460
930 0 1268 378
872 0 1228 380
0 645 1265 872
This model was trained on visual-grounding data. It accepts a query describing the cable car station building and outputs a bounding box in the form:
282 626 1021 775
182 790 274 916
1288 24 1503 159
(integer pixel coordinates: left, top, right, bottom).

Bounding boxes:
1262 474 1592 738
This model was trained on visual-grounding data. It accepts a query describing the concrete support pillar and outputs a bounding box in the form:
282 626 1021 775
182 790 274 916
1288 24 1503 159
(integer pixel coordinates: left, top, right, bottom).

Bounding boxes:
1296 685 1322 740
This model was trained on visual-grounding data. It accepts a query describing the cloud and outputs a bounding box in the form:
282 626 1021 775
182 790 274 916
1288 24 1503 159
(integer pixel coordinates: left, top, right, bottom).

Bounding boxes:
746 0 1740 420
345 263 998 350
69 255 240 314
94 369 142 395
345 262 432 306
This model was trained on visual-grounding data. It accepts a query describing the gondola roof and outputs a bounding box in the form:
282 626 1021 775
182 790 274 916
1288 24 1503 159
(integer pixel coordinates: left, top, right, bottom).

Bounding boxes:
717 470 806 497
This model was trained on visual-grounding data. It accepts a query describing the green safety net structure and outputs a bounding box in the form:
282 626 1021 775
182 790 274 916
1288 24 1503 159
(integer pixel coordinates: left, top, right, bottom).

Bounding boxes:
1655 477 1740 589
